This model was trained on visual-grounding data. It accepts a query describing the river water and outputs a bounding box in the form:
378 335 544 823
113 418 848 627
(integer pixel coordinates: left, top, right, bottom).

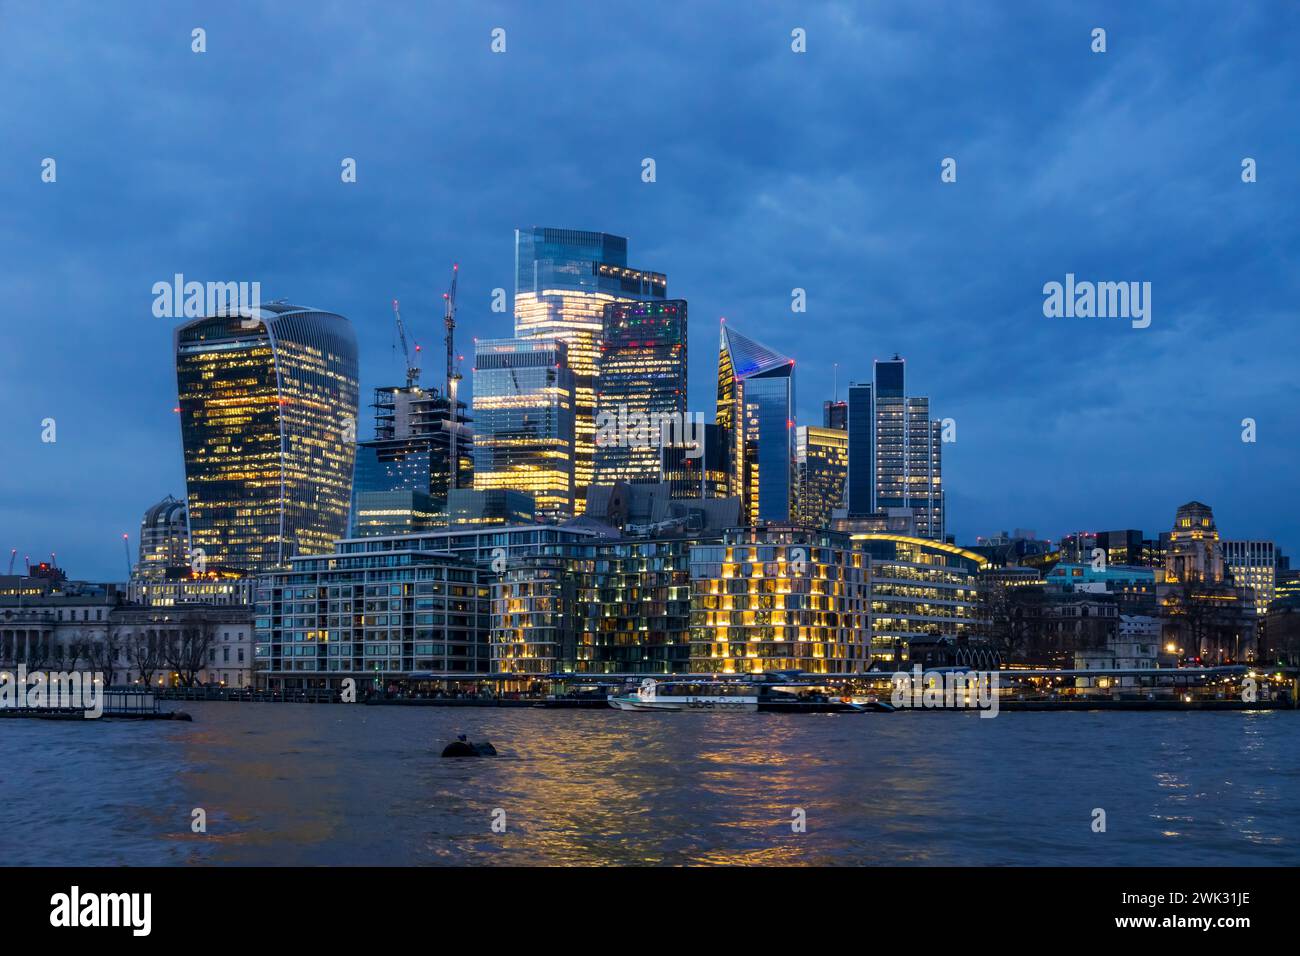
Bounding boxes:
3 703 1296 866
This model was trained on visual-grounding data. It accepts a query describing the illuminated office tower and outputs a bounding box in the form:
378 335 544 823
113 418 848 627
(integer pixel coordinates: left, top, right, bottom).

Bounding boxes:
873 356 943 539
514 227 667 506
795 425 848 528
595 299 687 484
350 386 473 536
175 304 359 572
472 337 575 519
1222 540 1277 616
136 494 189 578
716 323 795 524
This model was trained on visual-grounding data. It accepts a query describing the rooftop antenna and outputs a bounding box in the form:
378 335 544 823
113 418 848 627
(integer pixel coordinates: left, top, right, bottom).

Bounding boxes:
833 363 838 403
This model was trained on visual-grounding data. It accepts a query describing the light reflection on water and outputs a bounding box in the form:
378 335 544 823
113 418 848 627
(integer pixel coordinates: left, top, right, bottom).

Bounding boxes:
2 704 1297 866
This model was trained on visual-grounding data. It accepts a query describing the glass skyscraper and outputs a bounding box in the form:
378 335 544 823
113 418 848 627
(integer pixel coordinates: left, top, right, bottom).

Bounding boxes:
716 323 795 524
846 382 873 516
472 337 575 518
513 227 666 506
795 425 848 528
595 299 687 484
175 304 359 573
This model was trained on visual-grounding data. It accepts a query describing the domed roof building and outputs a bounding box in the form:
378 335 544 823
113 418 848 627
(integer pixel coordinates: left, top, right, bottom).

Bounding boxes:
138 494 189 577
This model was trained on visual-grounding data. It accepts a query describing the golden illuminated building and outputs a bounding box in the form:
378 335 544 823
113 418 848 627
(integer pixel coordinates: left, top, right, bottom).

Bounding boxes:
795 425 848 528
514 228 667 508
472 337 575 518
689 526 869 674
174 305 359 573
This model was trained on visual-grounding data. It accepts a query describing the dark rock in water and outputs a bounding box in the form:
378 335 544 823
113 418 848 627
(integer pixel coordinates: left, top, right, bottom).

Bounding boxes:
441 735 497 757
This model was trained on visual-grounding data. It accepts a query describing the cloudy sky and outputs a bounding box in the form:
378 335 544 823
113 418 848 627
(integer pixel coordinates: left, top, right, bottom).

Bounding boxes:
2 1 1297 579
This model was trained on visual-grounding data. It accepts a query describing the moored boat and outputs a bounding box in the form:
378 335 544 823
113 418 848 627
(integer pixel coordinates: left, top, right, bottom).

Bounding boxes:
608 678 758 712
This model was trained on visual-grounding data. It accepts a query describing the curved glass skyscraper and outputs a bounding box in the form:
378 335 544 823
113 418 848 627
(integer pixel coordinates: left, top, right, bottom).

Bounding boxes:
174 304 359 572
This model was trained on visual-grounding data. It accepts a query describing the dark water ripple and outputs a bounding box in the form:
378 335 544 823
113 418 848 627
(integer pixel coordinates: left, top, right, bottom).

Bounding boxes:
2 704 1296 866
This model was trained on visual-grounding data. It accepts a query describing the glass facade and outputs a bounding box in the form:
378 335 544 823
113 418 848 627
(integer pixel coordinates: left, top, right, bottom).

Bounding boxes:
254 524 596 690
716 324 795 523
491 535 710 675
175 305 359 573
852 534 985 665
472 338 575 518
595 299 688 484
795 425 848 528
846 383 873 516
514 227 667 505
255 549 490 690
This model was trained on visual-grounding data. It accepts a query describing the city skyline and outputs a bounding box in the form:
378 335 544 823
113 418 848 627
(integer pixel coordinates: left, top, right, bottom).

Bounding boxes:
4 2 1299 578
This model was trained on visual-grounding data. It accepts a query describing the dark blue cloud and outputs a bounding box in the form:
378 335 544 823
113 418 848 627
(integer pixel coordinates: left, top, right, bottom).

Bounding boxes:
1 0 1297 577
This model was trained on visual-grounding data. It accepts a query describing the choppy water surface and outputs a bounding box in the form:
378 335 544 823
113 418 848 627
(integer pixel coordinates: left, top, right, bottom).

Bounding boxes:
2 704 1296 865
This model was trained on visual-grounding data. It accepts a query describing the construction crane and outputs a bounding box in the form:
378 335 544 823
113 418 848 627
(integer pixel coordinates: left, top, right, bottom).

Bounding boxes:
391 299 422 388
7 549 15 575
122 533 132 579
442 263 463 490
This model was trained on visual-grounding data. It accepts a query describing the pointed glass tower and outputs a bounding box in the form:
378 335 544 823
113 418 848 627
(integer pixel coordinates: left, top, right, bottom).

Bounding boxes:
716 323 795 523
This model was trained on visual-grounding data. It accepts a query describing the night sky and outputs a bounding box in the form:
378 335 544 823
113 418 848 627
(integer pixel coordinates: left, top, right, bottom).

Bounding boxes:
2 1 1297 579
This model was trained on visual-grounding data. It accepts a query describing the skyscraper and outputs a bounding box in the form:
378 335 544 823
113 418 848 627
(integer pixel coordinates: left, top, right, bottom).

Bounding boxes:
873 356 943 539
350 386 473 536
594 299 688 485
513 227 667 506
716 323 795 524
175 304 359 572
472 337 575 518
823 399 847 430
796 425 848 528
846 382 873 516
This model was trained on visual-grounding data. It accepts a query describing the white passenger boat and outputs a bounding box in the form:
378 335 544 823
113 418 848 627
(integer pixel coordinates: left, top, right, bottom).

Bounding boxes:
607 678 758 712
